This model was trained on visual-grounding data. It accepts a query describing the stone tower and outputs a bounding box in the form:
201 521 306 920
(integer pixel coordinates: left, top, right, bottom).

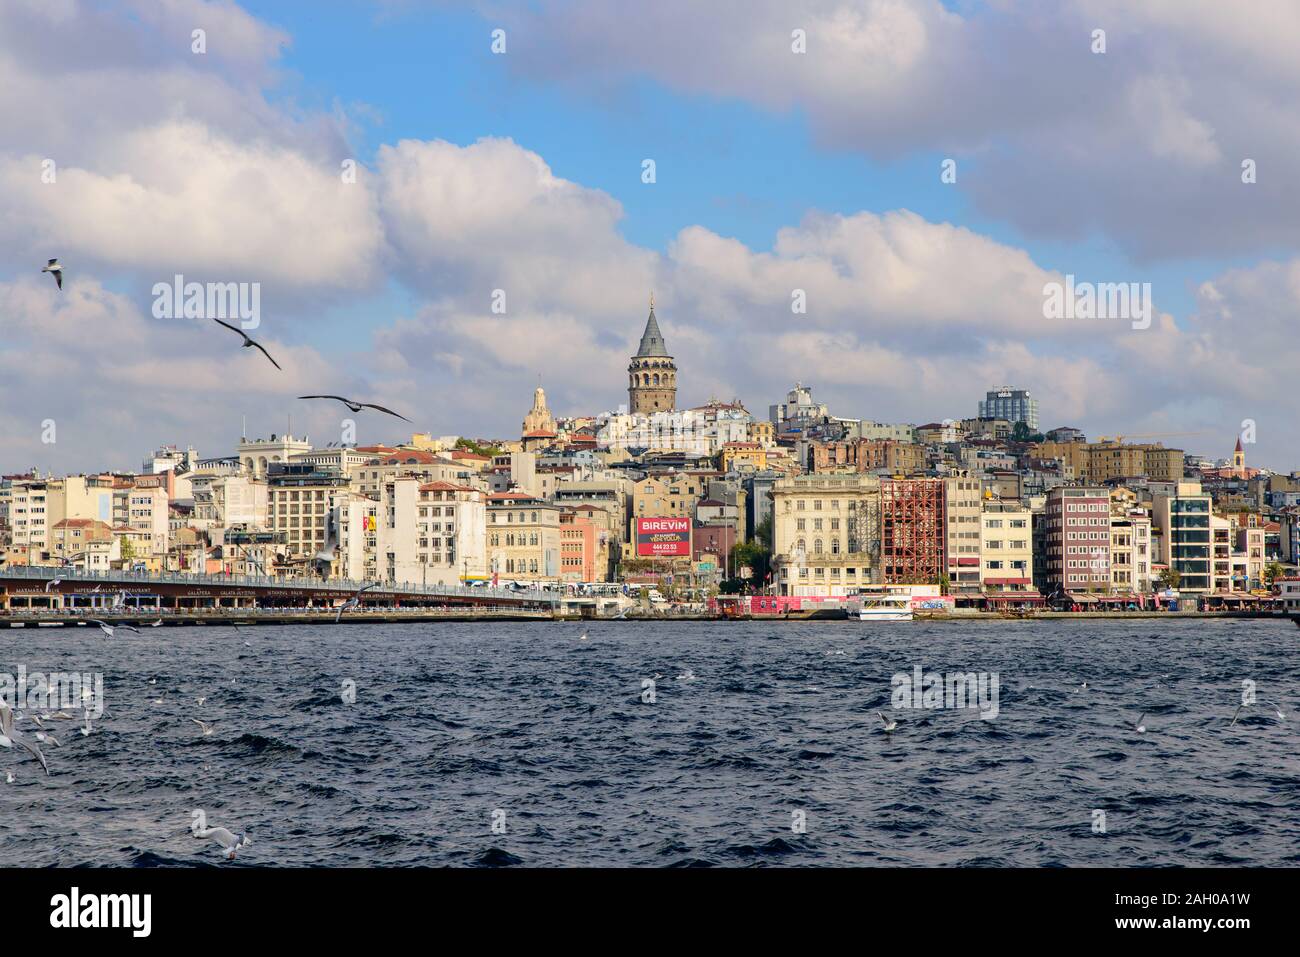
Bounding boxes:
627 296 677 413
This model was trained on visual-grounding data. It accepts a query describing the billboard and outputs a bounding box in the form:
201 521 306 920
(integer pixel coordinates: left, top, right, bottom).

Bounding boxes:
635 517 692 557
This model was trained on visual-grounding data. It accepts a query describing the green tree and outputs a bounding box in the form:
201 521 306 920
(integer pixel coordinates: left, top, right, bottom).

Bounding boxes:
1011 421 1046 444
1156 567 1182 590
1264 561 1284 588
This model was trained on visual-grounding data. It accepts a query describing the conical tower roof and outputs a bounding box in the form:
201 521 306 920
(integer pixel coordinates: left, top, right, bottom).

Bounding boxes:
635 305 669 358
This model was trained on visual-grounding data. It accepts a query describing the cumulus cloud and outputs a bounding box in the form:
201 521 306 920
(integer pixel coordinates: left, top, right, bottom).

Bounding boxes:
0 0 1294 474
479 0 1300 261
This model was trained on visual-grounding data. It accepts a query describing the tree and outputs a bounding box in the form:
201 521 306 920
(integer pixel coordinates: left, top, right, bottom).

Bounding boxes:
1156 567 1181 590
1264 561 1284 588
932 573 951 595
1011 421 1046 444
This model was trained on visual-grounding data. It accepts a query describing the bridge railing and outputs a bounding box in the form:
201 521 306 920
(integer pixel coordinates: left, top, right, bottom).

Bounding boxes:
0 564 559 605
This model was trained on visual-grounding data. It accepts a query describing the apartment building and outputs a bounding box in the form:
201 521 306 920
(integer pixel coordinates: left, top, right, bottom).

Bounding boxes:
945 474 983 595
1151 481 1213 593
979 501 1034 595
268 464 352 564
487 493 561 580
1043 486 1113 597
772 473 881 597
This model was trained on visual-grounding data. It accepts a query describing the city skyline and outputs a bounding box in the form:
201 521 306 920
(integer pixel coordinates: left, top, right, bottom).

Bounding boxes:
3 1 1298 471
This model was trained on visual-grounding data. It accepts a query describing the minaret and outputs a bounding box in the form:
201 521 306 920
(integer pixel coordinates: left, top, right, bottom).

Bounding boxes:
627 293 677 413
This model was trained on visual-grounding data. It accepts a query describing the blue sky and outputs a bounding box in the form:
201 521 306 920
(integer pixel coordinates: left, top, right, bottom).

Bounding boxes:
3 0 1298 471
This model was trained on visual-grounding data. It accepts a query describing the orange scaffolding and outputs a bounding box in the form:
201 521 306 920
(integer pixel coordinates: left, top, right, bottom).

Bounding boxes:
881 478 946 584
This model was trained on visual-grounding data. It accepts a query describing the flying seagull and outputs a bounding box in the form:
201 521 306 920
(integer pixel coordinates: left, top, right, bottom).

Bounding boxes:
298 395 411 422
191 718 215 736
578 628 589 641
80 711 93 737
44 578 61 592
1230 704 1245 727
193 824 250 860
334 581 380 623
877 710 898 732
89 619 140 638
41 258 62 290
212 318 281 370
1134 714 1146 733
0 701 49 776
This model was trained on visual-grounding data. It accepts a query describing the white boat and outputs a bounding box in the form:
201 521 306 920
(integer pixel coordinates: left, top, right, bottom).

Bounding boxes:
858 595 914 622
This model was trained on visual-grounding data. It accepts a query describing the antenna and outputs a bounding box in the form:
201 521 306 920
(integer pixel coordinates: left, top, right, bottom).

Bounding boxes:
242 414 246 440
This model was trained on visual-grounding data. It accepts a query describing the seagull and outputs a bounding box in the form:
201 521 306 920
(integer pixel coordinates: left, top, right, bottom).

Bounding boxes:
675 669 696 682
196 697 206 706
45 578 61 592
0 701 49 775
35 731 60 748
150 619 163 627
298 395 411 422
1135 713 1146 733
578 628 589 641
4 772 13 784
1230 704 1245 727
335 581 380 623
193 824 250 860
41 258 63 290
212 318 281 370
89 619 139 638
877 711 898 732
80 711 93 736
191 718 215 736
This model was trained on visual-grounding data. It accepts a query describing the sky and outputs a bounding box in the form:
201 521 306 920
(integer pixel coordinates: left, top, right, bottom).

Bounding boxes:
1 0 1297 474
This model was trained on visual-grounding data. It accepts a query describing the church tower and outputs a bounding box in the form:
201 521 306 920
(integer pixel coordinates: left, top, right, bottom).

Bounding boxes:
1233 435 1246 473
628 295 677 413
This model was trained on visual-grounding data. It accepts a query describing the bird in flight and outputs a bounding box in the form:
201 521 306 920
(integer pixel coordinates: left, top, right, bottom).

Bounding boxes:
298 395 411 422
877 711 898 732
0 701 49 776
1134 713 1146 733
41 258 63 290
191 718 215 736
89 619 140 638
212 318 281 370
45 578 61 592
335 580 381 623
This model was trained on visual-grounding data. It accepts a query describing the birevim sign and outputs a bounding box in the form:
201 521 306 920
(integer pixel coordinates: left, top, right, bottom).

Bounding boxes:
635 517 692 557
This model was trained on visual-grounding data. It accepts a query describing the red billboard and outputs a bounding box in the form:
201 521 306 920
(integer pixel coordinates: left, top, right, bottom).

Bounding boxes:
635 517 692 557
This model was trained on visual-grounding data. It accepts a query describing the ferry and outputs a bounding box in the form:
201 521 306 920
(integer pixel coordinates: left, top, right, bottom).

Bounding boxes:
858 594 914 622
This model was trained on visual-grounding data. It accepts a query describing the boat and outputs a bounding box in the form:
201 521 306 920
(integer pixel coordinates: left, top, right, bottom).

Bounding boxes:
858 595 914 622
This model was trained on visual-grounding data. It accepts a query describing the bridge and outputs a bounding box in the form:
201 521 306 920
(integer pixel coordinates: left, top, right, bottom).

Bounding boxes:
0 565 561 614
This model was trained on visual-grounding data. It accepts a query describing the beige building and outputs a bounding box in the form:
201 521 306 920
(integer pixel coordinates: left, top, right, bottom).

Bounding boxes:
1036 440 1184 484
269 467 351 564
630 472 710 539
945 474 983 595
979 501 1033 594
487 493 562 581
239 434 313 478
771 473 881 596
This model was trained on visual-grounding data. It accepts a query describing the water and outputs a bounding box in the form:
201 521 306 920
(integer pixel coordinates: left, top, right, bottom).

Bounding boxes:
2 619 1297 867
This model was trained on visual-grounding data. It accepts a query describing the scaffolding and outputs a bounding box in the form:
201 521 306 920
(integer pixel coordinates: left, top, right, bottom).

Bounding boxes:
881 479 945 584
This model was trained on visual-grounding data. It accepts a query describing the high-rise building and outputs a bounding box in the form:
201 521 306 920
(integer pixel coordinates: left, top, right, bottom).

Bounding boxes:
979 387 1039 431
1043 486 1112 597
627 297 677 413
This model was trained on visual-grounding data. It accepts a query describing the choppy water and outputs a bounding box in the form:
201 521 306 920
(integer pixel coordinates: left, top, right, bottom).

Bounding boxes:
1 618 1297 867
